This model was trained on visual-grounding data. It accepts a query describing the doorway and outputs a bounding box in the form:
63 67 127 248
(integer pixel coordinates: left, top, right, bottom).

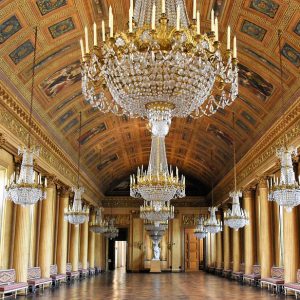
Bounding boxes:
115 241 127 269
184 228 201 271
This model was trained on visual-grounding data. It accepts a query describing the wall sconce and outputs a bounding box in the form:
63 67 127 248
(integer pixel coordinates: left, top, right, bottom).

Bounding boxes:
167 242 175 250
134 241 143 250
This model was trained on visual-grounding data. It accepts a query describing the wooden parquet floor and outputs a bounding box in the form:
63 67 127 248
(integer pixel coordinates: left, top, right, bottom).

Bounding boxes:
19 269 286 299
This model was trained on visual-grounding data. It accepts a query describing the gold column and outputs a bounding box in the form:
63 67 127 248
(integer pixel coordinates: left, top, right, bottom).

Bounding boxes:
70 225 79 271
56 187 69 274
88 211 95 268
283 208 299 282
233 229 240 272
259 178 273 278
171 218 181 271
223 221 230 270
216 231 222 268
211 233 217 266
13 206 31 282
243 188 255 274
38 176 56 277
80 217 89 269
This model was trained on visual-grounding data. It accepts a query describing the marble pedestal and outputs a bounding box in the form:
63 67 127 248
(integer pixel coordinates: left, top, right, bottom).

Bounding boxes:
150 260 161 273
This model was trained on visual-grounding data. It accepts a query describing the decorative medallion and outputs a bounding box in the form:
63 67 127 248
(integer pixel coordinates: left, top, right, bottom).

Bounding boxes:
97 154 119 171
48 17 75 39
281 44 300 68
241 20 267 41
294 21 300 36
0 16 21 44
250 0 279 18
9 40 34 64
79 123 107 145
40 61 81 97
36 0 67 15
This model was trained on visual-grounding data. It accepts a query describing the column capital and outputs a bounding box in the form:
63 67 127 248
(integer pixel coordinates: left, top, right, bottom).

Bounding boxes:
58 185 70 197
45 174 57 188
258 176 268 189
243 188 255 198
0 133 6 149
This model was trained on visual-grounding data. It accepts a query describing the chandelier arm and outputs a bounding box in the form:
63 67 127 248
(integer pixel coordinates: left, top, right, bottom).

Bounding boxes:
28 27 38 150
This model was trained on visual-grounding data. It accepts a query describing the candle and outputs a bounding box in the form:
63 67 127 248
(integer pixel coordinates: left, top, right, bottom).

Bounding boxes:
80 38 85 58
130 0 133 16
110 9 114 37
129 8 133 32
233 35 237 58
227 26 231 50
196 11 200 35
109 6 112 28
193 0 196 19
151 4 156 30
215 17 218 41
162 0 165 14
176 5 180 31
102 20 105 42
93 22 97 46
211 9 214 32
84 26 89 53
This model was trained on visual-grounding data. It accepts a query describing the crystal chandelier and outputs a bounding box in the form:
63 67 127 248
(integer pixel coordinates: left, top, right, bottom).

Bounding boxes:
194 216 207 239
6 28 46 206
224 114 249 230
80 0 238 120
269 147 300 212
130 115 185 203
64 112 89 225
104 218 119 240
89 207 108 233
205 207 222 234
140 200 174 223
267 31 300 212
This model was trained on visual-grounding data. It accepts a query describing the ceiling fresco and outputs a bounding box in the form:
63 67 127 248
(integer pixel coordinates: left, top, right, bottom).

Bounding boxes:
0 0 300 197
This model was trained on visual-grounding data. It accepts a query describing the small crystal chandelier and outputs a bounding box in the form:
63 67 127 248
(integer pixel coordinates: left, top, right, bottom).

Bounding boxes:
194 217 207 239
269 146 300 212
140 200 174 224
130 115 185 203
6 28 46 206
224 113 249 230
80 0 238 120
89 207 108 233
267 30 300 212
104 218 119 240
64 112 89 225
205 207 222 234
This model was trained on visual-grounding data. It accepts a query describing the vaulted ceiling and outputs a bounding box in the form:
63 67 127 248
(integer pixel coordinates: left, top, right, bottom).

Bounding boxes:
0 0 299 197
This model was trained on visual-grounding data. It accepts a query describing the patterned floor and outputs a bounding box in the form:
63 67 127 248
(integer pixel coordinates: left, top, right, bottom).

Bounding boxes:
19 269 287 299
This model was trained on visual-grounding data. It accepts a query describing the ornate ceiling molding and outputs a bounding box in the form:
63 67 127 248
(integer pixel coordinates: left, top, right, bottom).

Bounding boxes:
0 84 102 205
213 96 300 204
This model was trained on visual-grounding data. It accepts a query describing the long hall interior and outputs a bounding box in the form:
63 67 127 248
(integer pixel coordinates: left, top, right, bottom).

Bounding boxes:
0 0 300 299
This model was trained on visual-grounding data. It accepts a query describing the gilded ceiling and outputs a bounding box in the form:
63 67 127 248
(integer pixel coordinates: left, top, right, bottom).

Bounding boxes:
0 0 299 197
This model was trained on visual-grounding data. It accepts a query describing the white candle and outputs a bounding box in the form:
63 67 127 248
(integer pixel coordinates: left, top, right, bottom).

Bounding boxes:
227 26 231 50
152 4 156 30
130 0 133 16
196 11 200 35
80 38 85 58
109 6 112 28
93 22 97 46
162 0 165 14
215 17 218 41
176 5 180 31
193 0 196 19
110 9 114 37
233 35 237 58
102 20 105 42
211 9 214 32
84 26 89 53
129 8 133 32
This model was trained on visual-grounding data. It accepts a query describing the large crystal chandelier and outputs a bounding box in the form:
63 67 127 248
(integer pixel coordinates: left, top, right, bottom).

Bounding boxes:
64 112 89 225
267 31 300 212
140 200 174 224
194 216 207 239
224 116 249 230
269 147 300 212
205 207 222 234
104 218 119 240
6 28 46 206
89 207 108 233
81 0 238 120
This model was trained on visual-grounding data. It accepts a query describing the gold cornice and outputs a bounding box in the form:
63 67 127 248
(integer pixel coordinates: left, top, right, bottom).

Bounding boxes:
0 84 102 205
213 97 300 203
